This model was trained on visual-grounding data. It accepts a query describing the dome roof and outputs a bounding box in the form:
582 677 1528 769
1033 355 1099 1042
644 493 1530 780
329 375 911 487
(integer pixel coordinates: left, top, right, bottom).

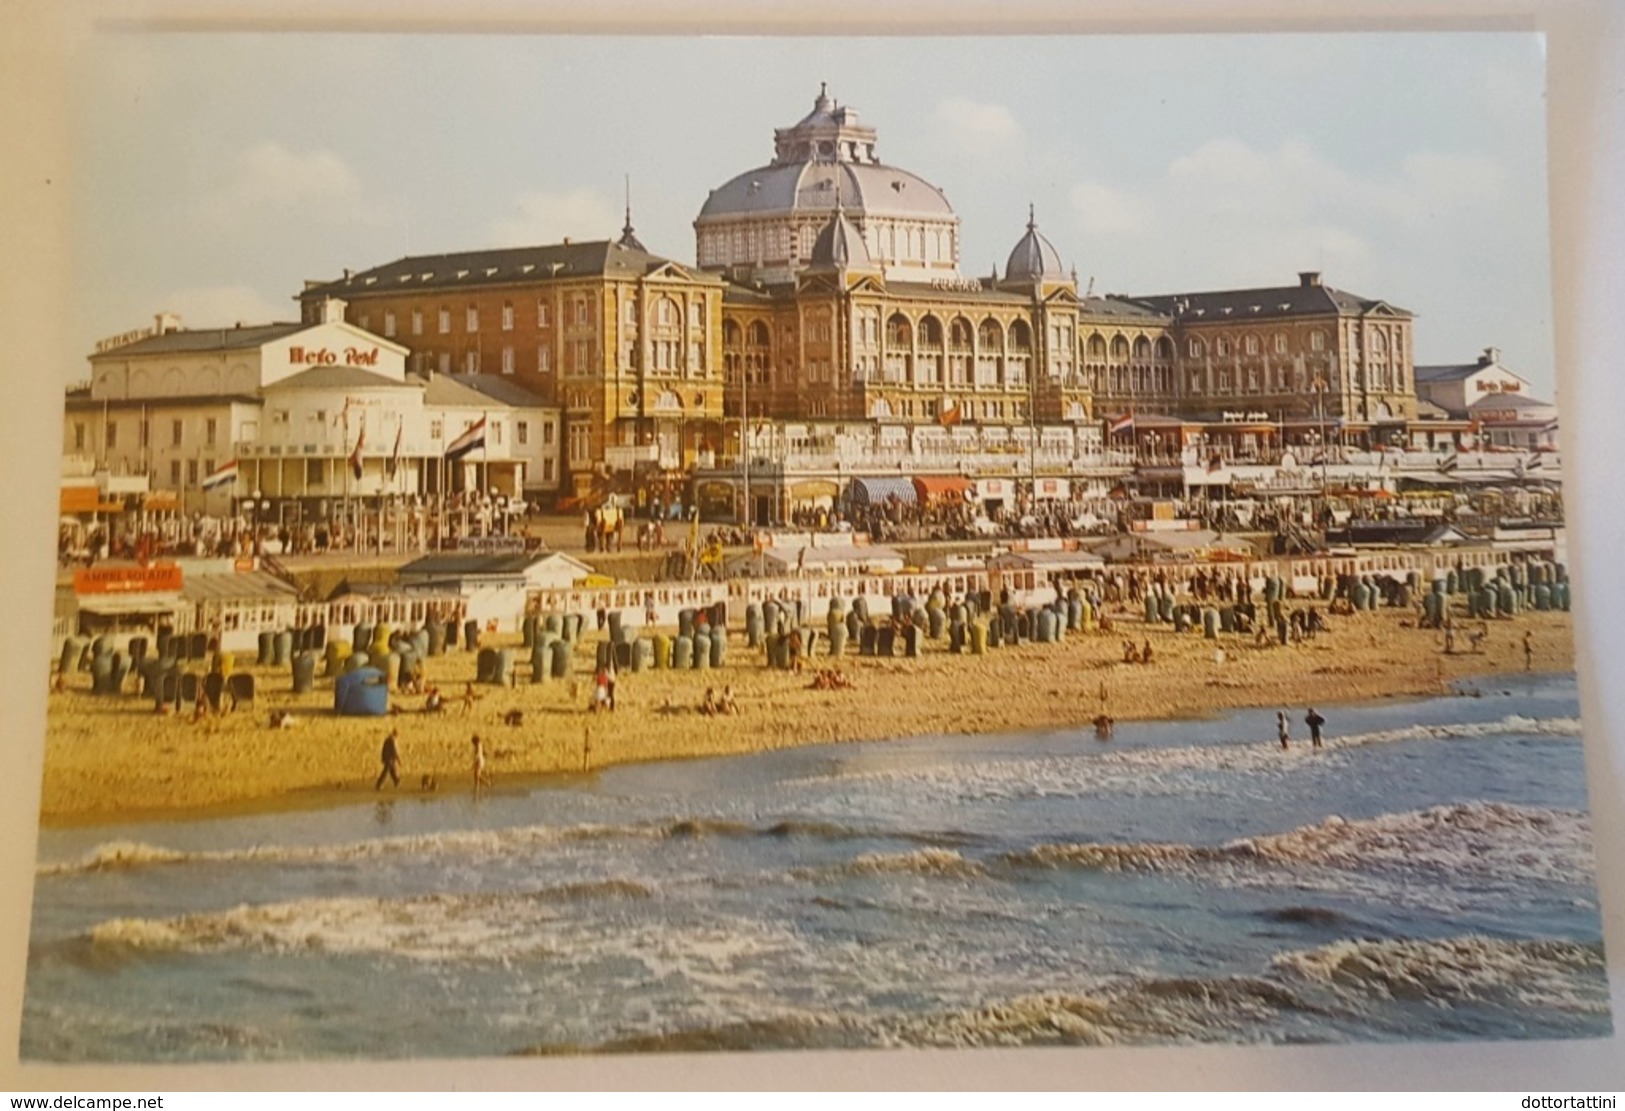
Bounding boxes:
808 203 874 271
697 160 954 223
1004 208 1066 283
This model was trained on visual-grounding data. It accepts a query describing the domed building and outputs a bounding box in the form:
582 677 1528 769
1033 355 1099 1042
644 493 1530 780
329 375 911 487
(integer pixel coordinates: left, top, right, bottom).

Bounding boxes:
695 85 962 285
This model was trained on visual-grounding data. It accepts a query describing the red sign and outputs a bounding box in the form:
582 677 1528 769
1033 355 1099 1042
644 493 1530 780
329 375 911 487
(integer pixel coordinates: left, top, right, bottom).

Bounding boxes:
289 345 381 367
73 564 184 595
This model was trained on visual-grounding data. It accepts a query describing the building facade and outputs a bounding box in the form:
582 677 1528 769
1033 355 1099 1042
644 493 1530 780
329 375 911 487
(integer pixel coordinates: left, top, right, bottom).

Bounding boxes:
66 307 562 524
297 238 727 497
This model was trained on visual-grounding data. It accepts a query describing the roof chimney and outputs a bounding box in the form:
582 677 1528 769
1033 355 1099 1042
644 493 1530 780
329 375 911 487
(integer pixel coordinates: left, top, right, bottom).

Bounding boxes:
154 311 182 335
1298 271 1322 288
319 297 347 325
1480 346 1500 366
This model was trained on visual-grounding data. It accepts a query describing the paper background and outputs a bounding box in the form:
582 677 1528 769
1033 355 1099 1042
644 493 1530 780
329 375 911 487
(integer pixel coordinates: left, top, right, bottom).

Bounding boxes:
1 0 1620 1091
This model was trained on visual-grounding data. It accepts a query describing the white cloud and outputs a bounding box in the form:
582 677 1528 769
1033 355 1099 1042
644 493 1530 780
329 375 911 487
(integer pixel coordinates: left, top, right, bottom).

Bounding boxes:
204 142 379 227
933 96 1022 158
1073 137 1506 296
489 189 620 247
161 285 293 328
1069 180 1153 235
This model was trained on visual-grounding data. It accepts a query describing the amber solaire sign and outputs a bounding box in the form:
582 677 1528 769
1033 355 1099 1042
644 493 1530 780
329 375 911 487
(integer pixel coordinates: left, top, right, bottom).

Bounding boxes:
72 564 184 594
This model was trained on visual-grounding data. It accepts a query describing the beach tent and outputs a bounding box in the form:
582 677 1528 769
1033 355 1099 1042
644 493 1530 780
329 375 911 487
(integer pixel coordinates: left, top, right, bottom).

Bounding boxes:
334 667 389 716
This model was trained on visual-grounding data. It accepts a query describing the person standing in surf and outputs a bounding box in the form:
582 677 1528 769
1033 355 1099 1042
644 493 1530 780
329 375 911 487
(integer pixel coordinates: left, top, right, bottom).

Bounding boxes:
1305 707 1325 749
470 733 489 793
1276 710 1290 750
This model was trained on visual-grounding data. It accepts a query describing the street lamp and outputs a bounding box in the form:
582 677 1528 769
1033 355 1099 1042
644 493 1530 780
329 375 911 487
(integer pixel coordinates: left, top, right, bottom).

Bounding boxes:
249 489 271 557
1311 376 1331 495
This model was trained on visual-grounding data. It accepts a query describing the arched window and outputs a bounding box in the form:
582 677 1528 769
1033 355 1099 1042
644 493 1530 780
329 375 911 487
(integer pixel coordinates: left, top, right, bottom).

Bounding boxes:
887 313 914 347
1009 320 1033 351
1133 336 1152 361
723 319 742 346
1156 336 1175 361
978 318 1004 350
1088 333 1107 360
1309 330 1326 353
1188 338 1205 359
1244 334 1260 356
1216 337 1232 357
949 317 973 348
1110 335 1130 361
1273 332 1288 355
918 315 944 347
748 321 771 347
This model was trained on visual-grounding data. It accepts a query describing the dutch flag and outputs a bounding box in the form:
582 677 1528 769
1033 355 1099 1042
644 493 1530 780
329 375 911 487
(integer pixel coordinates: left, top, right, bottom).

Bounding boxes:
201 459 239 491
1108 412 1135 436
445 417 488 461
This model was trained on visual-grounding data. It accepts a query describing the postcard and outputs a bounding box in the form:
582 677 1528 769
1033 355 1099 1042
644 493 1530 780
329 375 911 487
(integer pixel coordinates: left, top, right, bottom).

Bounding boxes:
4 11 1624 1092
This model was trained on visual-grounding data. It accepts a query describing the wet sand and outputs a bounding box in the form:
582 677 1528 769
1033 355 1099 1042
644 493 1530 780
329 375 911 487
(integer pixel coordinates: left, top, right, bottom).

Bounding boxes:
37 606 1576 827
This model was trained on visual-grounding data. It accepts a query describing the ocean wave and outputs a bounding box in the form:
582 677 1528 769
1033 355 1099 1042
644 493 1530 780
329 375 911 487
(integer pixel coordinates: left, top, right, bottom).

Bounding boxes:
1003 802 1595 889
795 847 986 881
1270 935 1609 1014
38 815 964 879
505 932 1610 1054
781 714 1582 807
84 876 658 961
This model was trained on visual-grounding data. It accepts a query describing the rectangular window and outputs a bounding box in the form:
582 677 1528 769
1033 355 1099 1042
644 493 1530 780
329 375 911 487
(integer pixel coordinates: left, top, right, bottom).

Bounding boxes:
438 352 451 374
169 460 182 486
543 458 555 482
1274 333 1287 354
517 421 529 446
438 308 451 334
502 303 514 331
466 306 479 332
625 300 637 325
537 301 550 327
573 298 589 326
204 457 214 478
430 419 443 440
105 421 118 449
542 421 555 445
465 350 479 374
501 346 515 375
306 459 323 485
205 417 217 445
74 422 85 450
412 310 423 336
538 345 552 373
186 459 199 486
492 422 503 446
689 302 702 328
313 409 326 425
171 419 183 447
384 311 397 338
272 409 290 424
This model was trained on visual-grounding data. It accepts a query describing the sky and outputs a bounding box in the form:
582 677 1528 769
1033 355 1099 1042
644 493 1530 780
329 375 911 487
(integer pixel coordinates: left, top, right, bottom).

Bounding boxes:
71 31 1554 396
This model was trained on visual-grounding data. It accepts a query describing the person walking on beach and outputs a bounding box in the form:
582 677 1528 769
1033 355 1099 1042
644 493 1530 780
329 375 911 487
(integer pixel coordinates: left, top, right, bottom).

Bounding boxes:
1305 707 1325 749
470 733 489 792
1524 630 1534 672
376 730 402 791
1276 710 1291 751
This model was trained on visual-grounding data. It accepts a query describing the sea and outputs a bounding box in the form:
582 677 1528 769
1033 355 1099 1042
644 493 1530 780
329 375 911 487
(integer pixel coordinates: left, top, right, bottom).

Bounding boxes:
18 671 1611 1061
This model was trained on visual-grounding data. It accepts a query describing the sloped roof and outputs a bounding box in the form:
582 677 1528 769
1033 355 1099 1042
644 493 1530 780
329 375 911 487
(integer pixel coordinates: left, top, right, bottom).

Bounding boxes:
1414 362 1487 382
267 365 417 391
181 571 301 603
303 240 717 300
420 373 549 409
93 323 305 359
1122 278 1409 322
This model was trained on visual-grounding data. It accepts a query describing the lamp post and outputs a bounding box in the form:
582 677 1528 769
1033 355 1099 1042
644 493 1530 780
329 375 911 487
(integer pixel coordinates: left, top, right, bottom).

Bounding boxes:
249 489 271 557
1312 376 1330 495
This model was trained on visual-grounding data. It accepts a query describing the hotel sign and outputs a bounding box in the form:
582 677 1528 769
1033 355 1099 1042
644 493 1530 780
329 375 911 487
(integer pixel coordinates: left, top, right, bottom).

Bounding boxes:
74 564 184 595
94 326 156 353
289 346 381 367
1220 411 1273 422
1475 380 1522 393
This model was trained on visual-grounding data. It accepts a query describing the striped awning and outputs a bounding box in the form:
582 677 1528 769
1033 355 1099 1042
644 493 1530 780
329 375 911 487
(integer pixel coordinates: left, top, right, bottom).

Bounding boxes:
847 476 917 506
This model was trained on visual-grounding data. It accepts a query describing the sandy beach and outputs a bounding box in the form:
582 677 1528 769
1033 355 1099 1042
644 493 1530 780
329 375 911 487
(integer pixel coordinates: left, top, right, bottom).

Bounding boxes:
36 605 1576 827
